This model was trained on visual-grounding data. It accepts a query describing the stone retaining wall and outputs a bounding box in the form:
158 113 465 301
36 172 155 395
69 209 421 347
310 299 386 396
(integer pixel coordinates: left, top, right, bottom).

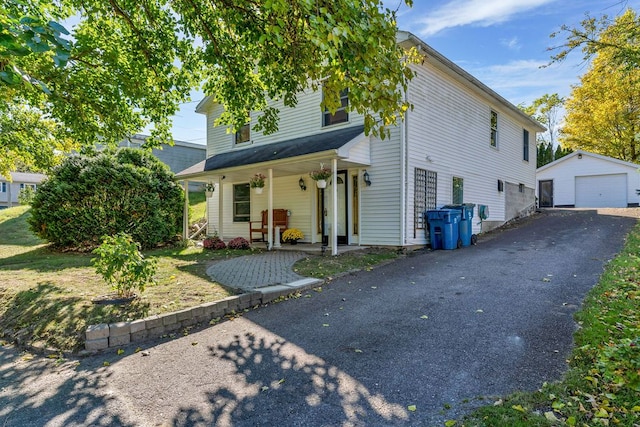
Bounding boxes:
85 279 321 351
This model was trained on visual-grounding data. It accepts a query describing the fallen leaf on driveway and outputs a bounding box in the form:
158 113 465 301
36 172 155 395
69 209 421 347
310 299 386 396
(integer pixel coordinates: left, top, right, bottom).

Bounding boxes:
323 323 330 327
117 349 124 355
354 349 363 353
407 405 417 412
191 342 198 346
261 386 269 392
420 315 429 319
476 309 484 313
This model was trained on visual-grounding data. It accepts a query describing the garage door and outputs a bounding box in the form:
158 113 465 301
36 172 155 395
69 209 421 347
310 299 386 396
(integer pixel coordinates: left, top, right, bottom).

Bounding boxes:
575 174 627 208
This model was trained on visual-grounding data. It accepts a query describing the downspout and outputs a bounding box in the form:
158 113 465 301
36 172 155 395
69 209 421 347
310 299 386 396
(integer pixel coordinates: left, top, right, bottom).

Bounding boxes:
217 176 224 238
183 180 189 240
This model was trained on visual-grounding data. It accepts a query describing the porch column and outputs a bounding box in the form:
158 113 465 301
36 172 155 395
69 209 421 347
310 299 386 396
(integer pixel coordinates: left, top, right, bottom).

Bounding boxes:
267 168 274 250
217 177 224 238
331 159 338 256
182 180 189 240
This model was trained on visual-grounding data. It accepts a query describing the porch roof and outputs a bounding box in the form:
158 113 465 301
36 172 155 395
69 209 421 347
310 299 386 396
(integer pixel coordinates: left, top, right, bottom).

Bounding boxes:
176 125 367 180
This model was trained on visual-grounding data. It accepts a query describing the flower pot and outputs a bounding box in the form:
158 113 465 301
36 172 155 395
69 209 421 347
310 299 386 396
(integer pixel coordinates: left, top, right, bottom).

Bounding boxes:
290 240 298 245
205 191 214 198
316 179 327 189
254 187 263 194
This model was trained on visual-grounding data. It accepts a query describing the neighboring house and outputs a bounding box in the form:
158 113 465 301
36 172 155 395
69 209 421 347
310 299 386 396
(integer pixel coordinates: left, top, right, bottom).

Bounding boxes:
0 172 46 208
122 134 206 176
536 150 640 208
176 31 545 254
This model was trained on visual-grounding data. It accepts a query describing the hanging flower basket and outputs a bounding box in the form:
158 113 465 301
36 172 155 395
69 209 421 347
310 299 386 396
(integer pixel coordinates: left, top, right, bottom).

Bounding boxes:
204 182 215 198
310 165 331 189
249 173 266 193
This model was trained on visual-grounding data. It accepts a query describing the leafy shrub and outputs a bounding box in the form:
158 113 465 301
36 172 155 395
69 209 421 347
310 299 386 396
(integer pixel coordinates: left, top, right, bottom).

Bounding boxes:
18 186 36 205
203 236 226 250
92 232 157 298
28 148 184 250
228 237 250 250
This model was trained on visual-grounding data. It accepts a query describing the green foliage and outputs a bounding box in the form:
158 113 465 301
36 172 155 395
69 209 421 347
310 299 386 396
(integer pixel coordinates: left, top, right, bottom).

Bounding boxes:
17 185 35 205
1 0 417 178
536 142 572 168
92 233 157 298
519 93 564 148
28 148 184 250
560 11 640 161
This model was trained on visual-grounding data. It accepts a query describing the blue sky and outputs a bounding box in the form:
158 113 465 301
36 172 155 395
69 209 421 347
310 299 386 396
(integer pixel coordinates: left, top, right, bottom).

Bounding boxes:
167 0 640 144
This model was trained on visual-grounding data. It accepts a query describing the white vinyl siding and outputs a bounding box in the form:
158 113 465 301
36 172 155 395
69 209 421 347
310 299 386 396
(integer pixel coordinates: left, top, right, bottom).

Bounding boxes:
359 127 403 246
404 60 537 240
205 88 366 157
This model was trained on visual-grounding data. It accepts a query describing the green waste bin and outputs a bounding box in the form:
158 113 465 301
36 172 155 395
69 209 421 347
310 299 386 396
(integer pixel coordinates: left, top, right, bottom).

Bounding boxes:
443 203 477 247
426 209 461 250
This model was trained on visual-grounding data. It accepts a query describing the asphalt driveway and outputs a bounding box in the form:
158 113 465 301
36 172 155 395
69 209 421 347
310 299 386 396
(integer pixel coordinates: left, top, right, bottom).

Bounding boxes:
1 209 637 426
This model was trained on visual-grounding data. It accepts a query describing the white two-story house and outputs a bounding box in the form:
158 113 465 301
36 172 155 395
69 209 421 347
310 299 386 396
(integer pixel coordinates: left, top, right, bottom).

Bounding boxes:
177 31 544 254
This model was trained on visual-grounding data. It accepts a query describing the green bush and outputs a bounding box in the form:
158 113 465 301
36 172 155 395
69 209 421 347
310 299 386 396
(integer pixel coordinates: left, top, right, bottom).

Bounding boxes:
28 148 184 250
18 186 36 205
92 232 157 298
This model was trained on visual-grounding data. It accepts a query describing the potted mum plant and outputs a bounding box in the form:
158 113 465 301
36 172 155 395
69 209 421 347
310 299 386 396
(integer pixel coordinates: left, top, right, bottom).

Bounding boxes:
309 165 332 189
250 173 266 194
204 182 215 198
282 228 304 245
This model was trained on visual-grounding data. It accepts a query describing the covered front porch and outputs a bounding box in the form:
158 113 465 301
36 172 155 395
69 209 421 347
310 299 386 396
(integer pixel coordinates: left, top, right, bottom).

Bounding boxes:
176 126 372 256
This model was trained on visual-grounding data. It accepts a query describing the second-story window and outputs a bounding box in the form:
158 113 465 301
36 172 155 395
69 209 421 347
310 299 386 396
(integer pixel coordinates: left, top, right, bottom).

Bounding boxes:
235 122 250 144
323 88 349 127
523 129 530 161
490 110 498 147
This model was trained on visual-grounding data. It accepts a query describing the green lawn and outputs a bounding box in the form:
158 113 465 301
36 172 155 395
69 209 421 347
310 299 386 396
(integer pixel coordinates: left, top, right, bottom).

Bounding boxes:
455 223 640 427
0 203 397 353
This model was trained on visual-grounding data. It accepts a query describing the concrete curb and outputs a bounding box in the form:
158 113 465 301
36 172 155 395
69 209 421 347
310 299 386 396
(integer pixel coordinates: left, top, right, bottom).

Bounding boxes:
84 278 323 351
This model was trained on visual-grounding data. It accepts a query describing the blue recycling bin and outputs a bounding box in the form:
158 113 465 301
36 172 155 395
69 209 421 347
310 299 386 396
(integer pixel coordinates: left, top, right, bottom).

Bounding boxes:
426 209 461 250
443 203 476 247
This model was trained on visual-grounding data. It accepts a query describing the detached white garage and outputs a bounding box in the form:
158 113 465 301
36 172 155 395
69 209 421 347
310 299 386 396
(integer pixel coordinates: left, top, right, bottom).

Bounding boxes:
536 150 640 208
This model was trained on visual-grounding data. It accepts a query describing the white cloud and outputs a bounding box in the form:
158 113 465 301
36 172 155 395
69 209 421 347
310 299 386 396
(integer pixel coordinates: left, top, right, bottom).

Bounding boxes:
464 58 584 106
417 0 557 36
501 36 521 51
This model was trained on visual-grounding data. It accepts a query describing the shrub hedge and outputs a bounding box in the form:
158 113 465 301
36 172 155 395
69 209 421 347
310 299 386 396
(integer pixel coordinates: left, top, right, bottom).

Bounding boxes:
28 148 184 250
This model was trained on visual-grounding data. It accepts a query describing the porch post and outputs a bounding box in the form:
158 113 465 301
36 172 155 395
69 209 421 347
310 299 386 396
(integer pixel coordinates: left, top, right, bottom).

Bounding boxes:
183 180 189 240
217 177 224 238
267 168 274 250
331 159 338 256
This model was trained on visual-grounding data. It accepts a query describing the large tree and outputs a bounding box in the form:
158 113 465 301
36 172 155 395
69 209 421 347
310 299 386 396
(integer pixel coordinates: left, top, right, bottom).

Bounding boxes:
1 0 417 178
520 93 571 167
560 10 640 161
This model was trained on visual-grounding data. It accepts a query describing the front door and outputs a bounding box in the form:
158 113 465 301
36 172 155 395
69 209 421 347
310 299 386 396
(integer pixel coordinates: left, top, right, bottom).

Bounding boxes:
323 171 348 245
539 180 553 207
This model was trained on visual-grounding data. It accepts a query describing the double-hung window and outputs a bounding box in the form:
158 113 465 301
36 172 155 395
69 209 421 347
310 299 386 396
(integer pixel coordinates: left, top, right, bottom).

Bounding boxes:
523 129 530 161
235 123 250 144
453 177 464 204
233 184 250 222
490 111 498 147
323 88 349 127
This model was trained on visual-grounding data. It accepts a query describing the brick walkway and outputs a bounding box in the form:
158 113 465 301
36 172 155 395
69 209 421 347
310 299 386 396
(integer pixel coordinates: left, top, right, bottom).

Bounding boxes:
206 251 309 292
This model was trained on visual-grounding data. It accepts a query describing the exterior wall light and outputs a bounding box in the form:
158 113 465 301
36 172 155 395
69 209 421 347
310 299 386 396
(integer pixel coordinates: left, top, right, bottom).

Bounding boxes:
363 170 372 186
299 177 307 191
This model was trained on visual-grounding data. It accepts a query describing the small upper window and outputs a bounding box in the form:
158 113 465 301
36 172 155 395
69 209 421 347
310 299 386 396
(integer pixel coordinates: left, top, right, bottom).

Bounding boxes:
323 88 349 127
235 123 250 144
523 129 530 162
490 110 498 147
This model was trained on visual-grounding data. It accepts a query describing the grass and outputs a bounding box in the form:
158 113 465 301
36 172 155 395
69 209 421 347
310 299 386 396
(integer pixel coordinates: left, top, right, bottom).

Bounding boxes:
0 204 398 353
455 223 640 427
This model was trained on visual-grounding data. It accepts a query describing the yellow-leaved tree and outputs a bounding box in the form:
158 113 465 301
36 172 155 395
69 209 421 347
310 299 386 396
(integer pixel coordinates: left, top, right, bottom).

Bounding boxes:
560 10 640 161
